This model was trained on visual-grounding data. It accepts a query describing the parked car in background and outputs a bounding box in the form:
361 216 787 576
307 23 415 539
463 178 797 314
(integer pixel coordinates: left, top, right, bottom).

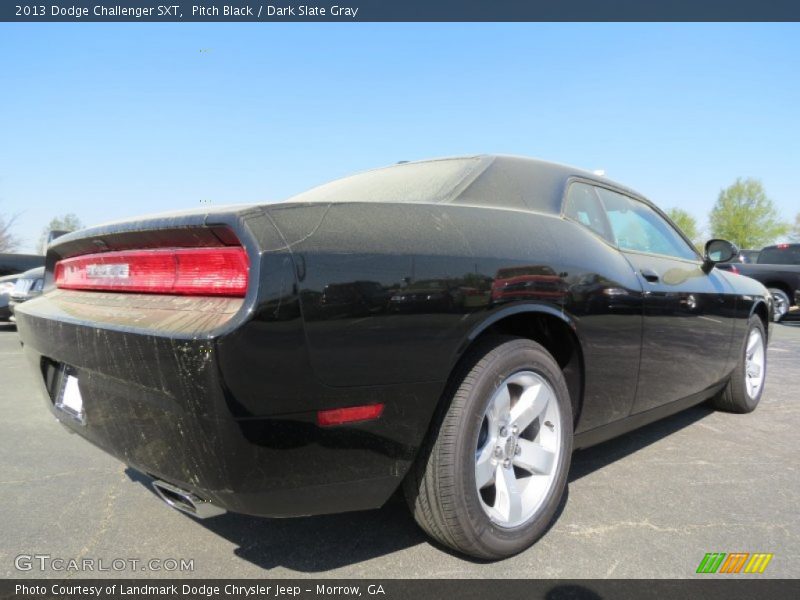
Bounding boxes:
14 156 773 560
0 253 44 278
718 243 800 321
1 254 45 321
0 274 19 321
738 249 761 264
8 267 45 320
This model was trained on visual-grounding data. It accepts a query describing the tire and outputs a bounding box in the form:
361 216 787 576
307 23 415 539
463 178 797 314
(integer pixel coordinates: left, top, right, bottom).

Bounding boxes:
711 316 767 413
403 335 573 559
767 288 790 322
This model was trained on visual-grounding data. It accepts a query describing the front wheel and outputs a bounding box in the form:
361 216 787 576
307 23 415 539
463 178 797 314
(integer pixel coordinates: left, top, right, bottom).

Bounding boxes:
711 316 767 413
403 336 572 559
767 288 790 322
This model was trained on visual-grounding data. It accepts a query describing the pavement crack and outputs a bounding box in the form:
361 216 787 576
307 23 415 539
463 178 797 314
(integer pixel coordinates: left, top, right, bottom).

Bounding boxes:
604 559 620 578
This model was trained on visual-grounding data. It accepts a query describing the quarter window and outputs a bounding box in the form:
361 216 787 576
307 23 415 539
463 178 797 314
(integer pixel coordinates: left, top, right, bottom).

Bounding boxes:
564 182 614 243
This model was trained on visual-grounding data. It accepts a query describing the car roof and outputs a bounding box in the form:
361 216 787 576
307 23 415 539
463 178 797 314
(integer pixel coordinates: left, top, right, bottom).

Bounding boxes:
284 155 645 215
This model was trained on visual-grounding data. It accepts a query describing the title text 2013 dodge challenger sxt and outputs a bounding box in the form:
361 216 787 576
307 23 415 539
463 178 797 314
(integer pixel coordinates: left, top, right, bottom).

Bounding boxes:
16 156 772 559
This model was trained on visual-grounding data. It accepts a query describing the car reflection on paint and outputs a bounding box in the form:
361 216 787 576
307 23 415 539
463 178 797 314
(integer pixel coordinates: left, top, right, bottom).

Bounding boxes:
388 279 463 313
567 273 641 316
315 281 391 319
491 265 567 305
460 286 492 309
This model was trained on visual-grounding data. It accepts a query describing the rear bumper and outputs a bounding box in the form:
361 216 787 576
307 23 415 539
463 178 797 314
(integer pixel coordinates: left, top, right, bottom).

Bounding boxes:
15 292 441 518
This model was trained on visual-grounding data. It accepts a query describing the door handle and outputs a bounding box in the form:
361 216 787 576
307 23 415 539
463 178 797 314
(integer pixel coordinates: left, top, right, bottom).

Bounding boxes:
640 268 660 283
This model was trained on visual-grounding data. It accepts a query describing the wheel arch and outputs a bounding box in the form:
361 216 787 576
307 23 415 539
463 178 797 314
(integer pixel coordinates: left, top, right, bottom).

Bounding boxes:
451 304 585 425
763 281 792 299
751 299 771 335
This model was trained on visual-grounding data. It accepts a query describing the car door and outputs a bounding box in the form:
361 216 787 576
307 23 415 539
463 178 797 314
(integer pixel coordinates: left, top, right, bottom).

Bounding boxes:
593 186 737 414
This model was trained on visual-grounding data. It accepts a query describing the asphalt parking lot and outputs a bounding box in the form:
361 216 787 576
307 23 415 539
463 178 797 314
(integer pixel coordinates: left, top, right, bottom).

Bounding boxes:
0 319 798 579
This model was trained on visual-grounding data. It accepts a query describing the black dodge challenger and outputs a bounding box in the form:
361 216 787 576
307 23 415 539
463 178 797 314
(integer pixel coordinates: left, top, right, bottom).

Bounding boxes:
15 156 772 559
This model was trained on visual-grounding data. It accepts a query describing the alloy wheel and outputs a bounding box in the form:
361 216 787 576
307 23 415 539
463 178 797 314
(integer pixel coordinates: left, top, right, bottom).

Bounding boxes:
768 288 790 322
745 328 765 399
474 371 562 528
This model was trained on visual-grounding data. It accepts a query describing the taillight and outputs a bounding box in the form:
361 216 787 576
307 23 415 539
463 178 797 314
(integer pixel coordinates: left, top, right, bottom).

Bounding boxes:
730 265 740 274
55 247 249 296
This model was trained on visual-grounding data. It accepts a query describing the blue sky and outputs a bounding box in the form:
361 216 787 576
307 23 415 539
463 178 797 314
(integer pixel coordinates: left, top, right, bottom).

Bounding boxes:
1 23 798 253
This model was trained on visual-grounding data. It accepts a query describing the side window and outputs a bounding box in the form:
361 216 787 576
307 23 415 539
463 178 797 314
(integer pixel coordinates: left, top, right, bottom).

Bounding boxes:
596 188 698 261
564 182 614 243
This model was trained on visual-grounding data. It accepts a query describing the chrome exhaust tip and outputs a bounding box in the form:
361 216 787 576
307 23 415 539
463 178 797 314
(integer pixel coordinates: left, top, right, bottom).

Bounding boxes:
152 480 226 519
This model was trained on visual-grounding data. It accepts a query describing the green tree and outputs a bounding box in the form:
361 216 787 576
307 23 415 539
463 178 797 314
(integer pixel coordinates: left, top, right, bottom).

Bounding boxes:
666 208 701 247
38 214 83 254
0 207 20 253
790 213 800 242
709 178 789 249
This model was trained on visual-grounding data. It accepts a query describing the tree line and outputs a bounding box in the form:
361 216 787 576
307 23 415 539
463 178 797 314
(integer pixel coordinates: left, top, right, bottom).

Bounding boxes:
667 178 798 251
0 213 83 254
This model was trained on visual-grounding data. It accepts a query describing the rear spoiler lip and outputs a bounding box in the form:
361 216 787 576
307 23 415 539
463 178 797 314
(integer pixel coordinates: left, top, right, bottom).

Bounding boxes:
48 205 265 255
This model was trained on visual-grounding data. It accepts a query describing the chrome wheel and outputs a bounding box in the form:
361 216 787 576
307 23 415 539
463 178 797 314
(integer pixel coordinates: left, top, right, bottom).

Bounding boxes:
768 289 790 322
745 328 765 399
474 370 561 528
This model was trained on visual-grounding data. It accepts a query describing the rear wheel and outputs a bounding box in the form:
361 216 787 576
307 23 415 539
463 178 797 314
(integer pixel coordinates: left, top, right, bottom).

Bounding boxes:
403 336 572 559
712 316 767 413
767 288 790 322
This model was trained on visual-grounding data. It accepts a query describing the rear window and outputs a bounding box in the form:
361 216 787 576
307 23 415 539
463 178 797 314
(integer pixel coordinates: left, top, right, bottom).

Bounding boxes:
286 158 487 205
757 245 800 265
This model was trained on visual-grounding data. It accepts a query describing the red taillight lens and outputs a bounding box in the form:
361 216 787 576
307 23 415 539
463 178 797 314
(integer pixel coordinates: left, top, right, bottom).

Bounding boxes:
55 247 249 296
316 403 384 427
730 265 740 274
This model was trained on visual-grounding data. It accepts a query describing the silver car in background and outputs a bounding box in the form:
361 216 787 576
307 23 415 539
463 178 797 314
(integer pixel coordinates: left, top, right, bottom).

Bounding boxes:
8 267 45 321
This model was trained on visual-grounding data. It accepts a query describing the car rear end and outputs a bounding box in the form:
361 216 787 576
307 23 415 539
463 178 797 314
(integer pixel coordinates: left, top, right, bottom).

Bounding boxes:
14 206 420 519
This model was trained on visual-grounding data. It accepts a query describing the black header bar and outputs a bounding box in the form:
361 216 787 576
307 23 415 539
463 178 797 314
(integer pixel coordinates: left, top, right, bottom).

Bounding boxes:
3 1 800 22
3 579 800 600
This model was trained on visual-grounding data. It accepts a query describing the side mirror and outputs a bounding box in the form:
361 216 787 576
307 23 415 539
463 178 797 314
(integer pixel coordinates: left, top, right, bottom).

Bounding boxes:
703 239 739 273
